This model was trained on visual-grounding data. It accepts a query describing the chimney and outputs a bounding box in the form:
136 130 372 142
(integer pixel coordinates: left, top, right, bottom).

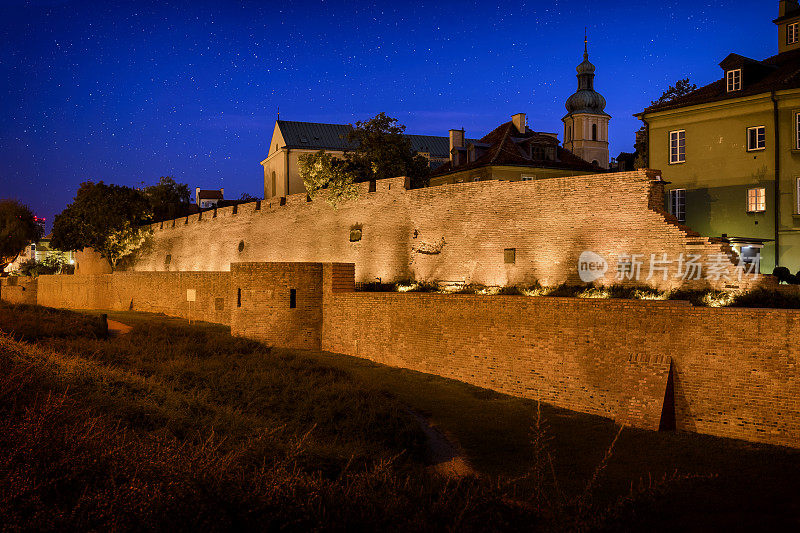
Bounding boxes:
512 113 527 133
195 187 200 206
781 0 800 16
449 129 465 162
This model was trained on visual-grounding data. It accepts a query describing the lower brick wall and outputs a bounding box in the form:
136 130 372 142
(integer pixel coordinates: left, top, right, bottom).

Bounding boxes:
0 278 38 305
322 286 800 448
8 264 800 448
35 272 231 324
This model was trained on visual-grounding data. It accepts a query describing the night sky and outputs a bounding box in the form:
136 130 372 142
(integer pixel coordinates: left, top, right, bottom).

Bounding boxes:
1 0 778 232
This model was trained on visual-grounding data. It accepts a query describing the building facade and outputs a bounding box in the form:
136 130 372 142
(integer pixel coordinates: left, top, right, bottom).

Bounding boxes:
562 40 611 169
429 113 599 186
259 120 451 199
637 1 800 272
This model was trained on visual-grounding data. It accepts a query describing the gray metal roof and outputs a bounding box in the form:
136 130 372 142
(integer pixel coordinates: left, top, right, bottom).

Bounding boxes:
277 120 456 158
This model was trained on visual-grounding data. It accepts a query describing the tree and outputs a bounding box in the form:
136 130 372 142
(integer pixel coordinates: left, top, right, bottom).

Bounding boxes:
634 78 697 169
17 252 68 277
0 200 43 271
344 113 431 188
51 181 153 270
299 151 359 208
142 176 190 221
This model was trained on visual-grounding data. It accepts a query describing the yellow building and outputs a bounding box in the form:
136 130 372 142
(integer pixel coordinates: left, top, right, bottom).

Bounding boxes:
259 120 451 199
636 0 800 271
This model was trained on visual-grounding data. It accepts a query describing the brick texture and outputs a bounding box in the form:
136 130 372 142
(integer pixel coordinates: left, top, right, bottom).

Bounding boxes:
0 277 38 305
128 171 762 291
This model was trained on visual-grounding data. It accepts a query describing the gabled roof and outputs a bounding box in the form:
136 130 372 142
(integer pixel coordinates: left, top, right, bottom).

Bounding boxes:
197 189 224 200
275 120 454 158
641 48 800 114
432 121 598 176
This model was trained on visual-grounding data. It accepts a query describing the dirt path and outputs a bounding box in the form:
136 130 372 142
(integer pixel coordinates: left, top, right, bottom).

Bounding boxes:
106 319 132 336
410 411 476 478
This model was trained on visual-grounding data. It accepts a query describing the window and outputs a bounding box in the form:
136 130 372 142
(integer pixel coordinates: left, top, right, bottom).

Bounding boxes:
669 130 686 163
271 172 276 198
747 126 766 151
567 126 571 141
747 188 766 212
726 69 742 92
796 178 800 214
504 248 516 264
796 113 800 150
237 288 241 308
521 176 534 181
789 22 799 45
473 176 481 182
289 289 297 308
669 189 686 223
592 123 598 141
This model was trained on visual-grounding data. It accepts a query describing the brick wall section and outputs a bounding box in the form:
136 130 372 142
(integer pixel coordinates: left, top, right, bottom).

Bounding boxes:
0 277 38 305
34 272 230 324
230 262 323 350
321 267 800 447
128 171 762 291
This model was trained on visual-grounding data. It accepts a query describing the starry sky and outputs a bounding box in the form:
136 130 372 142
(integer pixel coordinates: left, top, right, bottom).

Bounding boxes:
0 0 780 231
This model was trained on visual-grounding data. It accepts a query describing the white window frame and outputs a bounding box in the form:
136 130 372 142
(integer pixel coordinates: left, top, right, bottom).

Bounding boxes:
789 22 799 45
747 126 766 151
747 187 766 213
796 113 800 150
669 189 686 223
726 69 742 92
669 130 686 164
796 177 800 214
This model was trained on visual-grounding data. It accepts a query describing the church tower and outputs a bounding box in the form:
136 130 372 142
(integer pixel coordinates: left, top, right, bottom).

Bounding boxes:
562 35 610 168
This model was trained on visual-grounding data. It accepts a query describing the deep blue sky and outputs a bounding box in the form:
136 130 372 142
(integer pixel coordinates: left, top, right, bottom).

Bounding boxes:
0 0 779 231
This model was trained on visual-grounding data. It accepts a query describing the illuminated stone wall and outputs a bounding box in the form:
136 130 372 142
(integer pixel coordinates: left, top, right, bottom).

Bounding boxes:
128 170 762 291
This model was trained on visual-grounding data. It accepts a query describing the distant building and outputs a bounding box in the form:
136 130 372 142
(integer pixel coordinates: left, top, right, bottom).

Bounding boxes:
562 39 611 169
3 234 74 274
429 113 600 186
636 0 800 271
195 188 224 208
260 120 451 199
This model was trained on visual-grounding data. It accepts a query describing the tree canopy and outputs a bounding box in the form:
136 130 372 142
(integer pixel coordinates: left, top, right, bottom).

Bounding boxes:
0 200 43 271
634 78 697 169
51 181 153 270
142 176 191 221
298 113 432 207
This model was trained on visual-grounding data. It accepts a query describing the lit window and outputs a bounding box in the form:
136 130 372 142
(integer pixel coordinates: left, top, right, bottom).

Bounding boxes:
669 189 686 223
521 176 534 181
789 22 799 45
726 69 742 92
669 130 686 164
747 126 766 151
747 188 766 212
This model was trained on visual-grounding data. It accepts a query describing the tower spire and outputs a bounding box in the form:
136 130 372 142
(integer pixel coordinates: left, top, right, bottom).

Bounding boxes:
584 27 588 59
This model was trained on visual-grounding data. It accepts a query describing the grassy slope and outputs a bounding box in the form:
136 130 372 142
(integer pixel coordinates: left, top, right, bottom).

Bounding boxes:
1 305 799 530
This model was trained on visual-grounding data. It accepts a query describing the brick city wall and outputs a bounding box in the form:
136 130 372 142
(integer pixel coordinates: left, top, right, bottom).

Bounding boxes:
35 271 231 324
321 276 800 448
127 171 759 291
0 277 38 305
229 262 323 350
9 261 798 448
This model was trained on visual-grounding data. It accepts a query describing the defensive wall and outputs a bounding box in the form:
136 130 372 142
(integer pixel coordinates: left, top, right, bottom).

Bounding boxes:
7 262 799 449
124 170 762 291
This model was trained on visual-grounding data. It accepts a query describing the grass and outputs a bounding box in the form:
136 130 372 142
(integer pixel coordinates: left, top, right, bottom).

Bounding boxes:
1 303 799 530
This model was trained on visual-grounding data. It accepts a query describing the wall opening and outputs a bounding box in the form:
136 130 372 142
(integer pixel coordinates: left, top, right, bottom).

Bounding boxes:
233 204 238 215
504 248 516 264
237 288 241 308
213 207 217 218
658 363 676 431
255 200 261 211
289 288 296 308
238 240 245 253
592 123 598 141
368 180 377 192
